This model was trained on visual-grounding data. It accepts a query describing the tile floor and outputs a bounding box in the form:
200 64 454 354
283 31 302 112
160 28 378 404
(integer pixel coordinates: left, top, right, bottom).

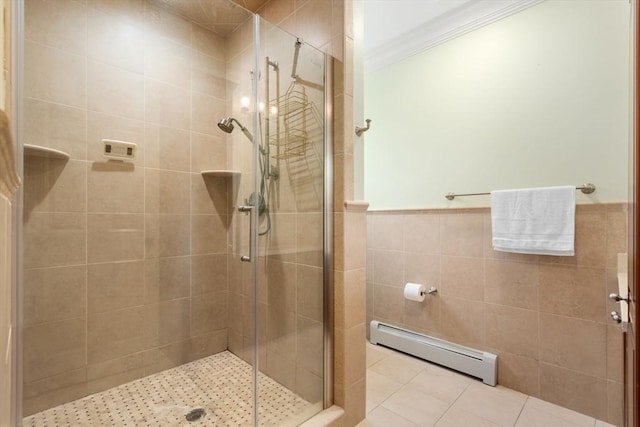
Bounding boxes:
23 351 320 427
358 342 618 427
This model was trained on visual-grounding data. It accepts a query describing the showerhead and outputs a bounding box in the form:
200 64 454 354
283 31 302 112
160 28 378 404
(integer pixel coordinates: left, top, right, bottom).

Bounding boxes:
217 117 253 143
217 117 235 134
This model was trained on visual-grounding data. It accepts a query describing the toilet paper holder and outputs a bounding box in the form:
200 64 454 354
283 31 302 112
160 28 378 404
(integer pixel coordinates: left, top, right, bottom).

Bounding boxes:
609 293 629 303
404 283 438 302
421 286 438 296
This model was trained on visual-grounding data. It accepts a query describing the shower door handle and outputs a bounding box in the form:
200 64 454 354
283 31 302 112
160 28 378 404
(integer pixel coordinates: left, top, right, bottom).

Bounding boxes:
238 205 254 262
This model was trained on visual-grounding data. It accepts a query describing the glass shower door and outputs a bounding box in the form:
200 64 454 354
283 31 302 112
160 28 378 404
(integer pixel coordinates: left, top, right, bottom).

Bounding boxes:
209 10 328 427
255 17 327 426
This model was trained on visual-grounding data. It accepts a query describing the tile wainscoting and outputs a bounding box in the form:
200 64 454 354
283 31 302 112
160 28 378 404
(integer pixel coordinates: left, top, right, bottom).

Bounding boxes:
367 203 626 425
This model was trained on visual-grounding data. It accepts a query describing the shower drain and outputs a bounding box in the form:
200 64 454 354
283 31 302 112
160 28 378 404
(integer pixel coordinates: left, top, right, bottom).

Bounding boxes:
185 408 206 422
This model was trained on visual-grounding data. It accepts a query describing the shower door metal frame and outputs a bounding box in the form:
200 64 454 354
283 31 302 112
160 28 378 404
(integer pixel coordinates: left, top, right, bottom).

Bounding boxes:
251 14 261 427
11 1 25 425
629 2 640 425
323 54 334 409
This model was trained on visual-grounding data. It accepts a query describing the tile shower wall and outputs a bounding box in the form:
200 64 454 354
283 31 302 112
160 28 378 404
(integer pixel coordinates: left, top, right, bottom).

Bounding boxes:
22 0 231 415
366 204 626 426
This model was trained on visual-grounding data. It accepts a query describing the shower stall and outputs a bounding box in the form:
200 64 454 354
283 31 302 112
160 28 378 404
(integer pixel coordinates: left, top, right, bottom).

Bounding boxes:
17 0 331 425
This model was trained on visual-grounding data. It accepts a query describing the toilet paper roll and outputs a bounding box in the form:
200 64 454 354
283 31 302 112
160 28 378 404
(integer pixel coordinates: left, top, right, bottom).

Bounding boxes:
404 283 425 302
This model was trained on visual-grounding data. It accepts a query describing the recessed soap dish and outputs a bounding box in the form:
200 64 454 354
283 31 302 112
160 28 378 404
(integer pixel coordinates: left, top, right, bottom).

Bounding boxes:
24 144 70 160
201 170 241 178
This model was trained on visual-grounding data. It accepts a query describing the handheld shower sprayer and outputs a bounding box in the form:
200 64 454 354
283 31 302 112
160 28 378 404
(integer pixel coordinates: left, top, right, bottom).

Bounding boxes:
217 116 273 235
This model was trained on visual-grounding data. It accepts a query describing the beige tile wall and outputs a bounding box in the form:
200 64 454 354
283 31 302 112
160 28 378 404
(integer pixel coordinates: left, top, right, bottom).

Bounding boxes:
236 0 345 62
22 0 233 415
367 204 626 426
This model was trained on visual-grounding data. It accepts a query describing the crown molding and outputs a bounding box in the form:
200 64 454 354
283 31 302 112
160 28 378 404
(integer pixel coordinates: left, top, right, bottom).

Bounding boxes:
364 0 544 73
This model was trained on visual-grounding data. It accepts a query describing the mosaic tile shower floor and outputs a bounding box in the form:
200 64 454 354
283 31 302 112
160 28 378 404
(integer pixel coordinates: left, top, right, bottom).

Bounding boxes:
24 351 318 427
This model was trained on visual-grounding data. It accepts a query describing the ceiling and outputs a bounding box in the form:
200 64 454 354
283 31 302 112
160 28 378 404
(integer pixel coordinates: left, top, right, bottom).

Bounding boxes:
148 0 253 36
363 0 543 72
151 0 543 69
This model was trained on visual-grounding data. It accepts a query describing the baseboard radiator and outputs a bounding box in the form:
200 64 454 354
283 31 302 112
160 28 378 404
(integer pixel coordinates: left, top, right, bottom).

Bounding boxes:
370 321 498 386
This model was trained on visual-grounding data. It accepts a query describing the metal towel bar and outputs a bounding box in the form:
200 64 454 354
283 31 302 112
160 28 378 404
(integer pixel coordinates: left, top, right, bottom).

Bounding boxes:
445 183 596 200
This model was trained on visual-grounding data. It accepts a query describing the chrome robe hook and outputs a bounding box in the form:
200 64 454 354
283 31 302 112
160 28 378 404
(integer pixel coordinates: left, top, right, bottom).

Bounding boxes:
355 119 371 136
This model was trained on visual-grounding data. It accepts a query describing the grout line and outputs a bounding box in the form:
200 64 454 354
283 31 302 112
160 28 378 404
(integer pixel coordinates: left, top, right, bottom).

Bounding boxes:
364 342 612 427
512 396 530 427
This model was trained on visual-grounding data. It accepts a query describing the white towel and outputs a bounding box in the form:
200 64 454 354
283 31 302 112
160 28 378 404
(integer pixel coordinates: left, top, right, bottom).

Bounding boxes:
491 186 575 256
